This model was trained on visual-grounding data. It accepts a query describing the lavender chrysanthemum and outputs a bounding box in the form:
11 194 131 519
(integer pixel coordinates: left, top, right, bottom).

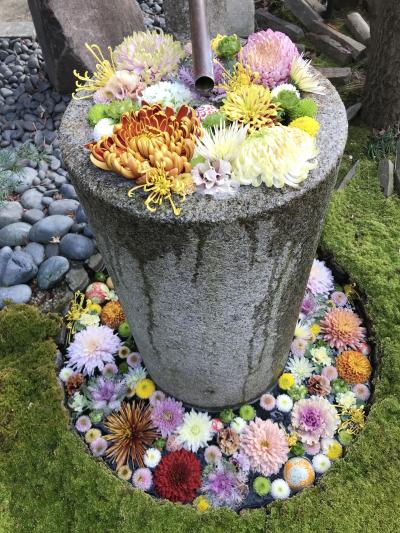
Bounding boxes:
201 461 247 509
66 325 121 376
242 30 299 88
307 259 334 296
87 376 127 415
132 467 153 491
151 397 185 437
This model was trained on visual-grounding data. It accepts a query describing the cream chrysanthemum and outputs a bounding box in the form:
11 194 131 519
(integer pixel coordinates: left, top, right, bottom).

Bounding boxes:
194 122 249 162
176 410 213 453
232 125 318 188
290 55 325 95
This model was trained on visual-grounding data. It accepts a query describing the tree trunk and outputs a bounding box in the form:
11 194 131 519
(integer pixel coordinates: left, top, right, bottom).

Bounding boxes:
362 0 400 128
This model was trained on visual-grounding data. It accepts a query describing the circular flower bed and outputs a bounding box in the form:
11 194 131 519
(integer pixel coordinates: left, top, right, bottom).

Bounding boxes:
59 259 373 511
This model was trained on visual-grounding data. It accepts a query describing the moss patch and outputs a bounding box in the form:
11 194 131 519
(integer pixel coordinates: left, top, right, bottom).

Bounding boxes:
1 158 400 531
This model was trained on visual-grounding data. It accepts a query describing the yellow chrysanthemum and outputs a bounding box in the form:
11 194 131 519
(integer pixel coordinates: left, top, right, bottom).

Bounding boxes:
85 428 102 443
326 440 343 460
310 324 321 338
217 58 260 93
287 432 298 447
117 465 133 481
289 116 320 137
193 495 210 512
73 44 116 100
88 303 102 314
221 84 280 132
278 373 295 391
135 378 156 399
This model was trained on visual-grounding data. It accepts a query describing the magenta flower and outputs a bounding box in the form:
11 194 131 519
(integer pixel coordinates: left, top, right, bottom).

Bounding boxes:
301 293 316 316
242 30 299 88
151 397 184 437
291 396 340 445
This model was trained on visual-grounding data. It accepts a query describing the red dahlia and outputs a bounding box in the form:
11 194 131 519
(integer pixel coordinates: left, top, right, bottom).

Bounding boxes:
154 449 201 503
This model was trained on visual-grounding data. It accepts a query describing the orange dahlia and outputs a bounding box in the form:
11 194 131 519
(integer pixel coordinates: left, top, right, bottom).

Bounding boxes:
320 308 366 351
336 350 372 384
86 104 202 181
100 301 126 330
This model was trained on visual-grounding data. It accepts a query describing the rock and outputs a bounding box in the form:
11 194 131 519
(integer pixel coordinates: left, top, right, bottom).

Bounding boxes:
346 12 370 44
27 0 146 93
23 208 45 225
0 285 32 309
379 159 394 198
87 252 104 272
41 197 54 206
336 160 360 190
316 67 352 86
308 20 366 60
59 183 77 199
83 225 93 238
66 265 90 291
255 8 305 41
164 0 254 41
29 215 74 244
0 201 23 229
37 256 70 289
285 0 323 29
0 251 38 286
48 199 80 215
45 243 60 258
59 233 95 260
395 141 400 195
346 102 362 121
20 188 43 209
0 222 31 247
24 242 45 265
11 167 38 193
307 33 353 65
0 247 13 281
304 0 326 14
75 205 87 223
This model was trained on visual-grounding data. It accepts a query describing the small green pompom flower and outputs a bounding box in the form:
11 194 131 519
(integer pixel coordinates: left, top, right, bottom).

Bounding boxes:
118 362 129 374
239 404 256 421
105 99 138 121
253 476 271 496
338 430 353 446
202 112 227 129
94 271 107 282
118 322 131 338
87 104 107 126
288 385 307 401
89 410 103 424
332 378 349 394
291 442 305 457
153 438 167 451
275 90 299 112
288 98 318 121
217 35 241 59
219 408 235 424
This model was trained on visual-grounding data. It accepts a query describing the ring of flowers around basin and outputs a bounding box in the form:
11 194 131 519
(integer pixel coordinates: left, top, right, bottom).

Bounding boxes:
60 258 373 511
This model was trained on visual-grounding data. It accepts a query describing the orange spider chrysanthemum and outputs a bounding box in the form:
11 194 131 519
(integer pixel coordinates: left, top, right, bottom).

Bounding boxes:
320 308 366 351
336 350 372 385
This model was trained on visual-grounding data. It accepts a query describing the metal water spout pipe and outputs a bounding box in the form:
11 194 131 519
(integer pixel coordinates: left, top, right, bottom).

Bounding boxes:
188 0 215 92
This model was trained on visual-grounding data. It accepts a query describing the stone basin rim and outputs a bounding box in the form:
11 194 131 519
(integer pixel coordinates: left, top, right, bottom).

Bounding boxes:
59 71 348 225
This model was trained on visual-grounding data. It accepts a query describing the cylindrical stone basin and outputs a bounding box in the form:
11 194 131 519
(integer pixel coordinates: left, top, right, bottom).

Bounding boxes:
59 74 347 411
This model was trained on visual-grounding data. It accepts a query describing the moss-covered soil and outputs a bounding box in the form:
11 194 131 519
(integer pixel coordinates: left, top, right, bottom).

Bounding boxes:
1 124 400 532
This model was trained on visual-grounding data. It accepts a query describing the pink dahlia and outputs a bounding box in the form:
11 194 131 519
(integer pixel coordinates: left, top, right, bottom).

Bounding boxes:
307 259 334 296
320 308 366 351
242 30 299 89
239 418 289 476
291 396 340 445
94 70 144 104
66 325 121 376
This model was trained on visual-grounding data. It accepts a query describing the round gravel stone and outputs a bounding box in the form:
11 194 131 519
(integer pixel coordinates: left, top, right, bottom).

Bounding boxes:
75 205 87 223
0 250 38 286
24 242 45 265
23 208 45 225
20 188 43 209
12 167 38 193
29 215 74 244
0 221 31 247
59 234 95 260
0 246 13 280
0 284 32 309
48 199 80 215
37 256 70 289
0 201 23 229
59 183 77 199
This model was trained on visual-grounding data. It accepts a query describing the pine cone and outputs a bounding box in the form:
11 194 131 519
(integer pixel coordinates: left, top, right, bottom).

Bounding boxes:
217 428 240 456
307 375 331 396
66 373 85 396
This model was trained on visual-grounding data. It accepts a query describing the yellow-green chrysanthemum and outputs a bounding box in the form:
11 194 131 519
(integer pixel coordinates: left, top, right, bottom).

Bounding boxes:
289 116 320 137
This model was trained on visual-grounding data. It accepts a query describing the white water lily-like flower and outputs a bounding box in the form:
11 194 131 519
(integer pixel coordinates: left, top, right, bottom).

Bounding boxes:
232 125 318 188
140 81 192 111
290 55 326 95
271 83 300 99
194 121 249 162
93 118 115 141
176 410 213 452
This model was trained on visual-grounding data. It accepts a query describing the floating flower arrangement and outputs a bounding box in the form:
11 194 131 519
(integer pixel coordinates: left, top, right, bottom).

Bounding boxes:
74 30 326 216
60 260 373 511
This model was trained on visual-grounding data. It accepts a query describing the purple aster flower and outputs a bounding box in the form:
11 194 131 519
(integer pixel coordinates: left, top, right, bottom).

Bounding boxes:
301 293 316 317
75 415 91 433
102 362 118 378
201 461 248 509
149 390 166 406
291 337 307 357
151 397 184 437
132 468 152 491
90 437 108 457
204 445 222 464
331 291 348 307
87 376 127 416
178 66 195 88
307 259 334 296
230 452 251 483
127 352 142 368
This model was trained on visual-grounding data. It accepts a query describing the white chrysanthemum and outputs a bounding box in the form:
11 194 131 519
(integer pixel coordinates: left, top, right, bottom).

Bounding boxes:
143 448 162 468
271 479 291 500
230 417 247 433
59 367 74 382
336 391 357 408
312 453 331 473
195 122 249 163
232 125 318 188
68 392 88 414
176 410 213 452
125 366 147 389
276 394 293 413
286 356 316 384
93 118 115 141
79 313 101 328
140 81 192 111
294 321 312 340
290 55 326 95
310 346 332 367
271 83 300 99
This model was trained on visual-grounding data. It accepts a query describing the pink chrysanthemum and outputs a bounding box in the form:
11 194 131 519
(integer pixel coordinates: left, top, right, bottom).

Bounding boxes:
260 393 276 411
352 384 371 402
240 418 289 476
321 365 338 382
291 396 340 445
132 467 153 491
67 325 121 376
151 397 184 437
321 308 366 351
241 30 299 89
94 70 144 104
307 259 334 296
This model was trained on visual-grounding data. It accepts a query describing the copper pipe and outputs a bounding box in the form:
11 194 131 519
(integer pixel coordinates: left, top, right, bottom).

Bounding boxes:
188 0 215 93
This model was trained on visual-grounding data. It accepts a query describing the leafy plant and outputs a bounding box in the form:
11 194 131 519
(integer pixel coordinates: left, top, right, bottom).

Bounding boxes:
365 125 399 161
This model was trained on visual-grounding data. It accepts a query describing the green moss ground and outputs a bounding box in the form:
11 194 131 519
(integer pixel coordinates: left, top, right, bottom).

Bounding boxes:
1 128 400 532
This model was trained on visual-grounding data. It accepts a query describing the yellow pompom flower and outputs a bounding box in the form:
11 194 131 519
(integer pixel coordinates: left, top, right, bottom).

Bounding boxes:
289 116 320 137
85 428 102 443
193 495 210 512
135 378 156 399
326 440 343 460
278 373 295 391
88 303 102 314
117 465 133 481
310 324 321 338
287 432 298 447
